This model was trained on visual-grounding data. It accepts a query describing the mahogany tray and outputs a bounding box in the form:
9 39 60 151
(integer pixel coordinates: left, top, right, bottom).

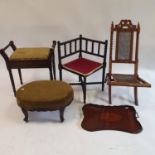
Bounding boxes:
81 104 142 133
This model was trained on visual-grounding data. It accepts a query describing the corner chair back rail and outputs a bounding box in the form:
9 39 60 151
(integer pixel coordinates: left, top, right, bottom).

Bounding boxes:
58 36 107 59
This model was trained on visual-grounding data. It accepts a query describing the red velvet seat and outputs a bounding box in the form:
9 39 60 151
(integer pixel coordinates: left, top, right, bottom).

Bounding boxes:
63 58 103 77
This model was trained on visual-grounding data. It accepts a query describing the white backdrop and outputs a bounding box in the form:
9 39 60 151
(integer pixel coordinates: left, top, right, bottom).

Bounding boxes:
0 0 155 69
0 1 155 155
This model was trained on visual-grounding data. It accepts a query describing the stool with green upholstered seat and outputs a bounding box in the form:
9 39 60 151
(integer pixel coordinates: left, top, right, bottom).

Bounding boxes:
16 80 74 122
9 48 51 61
0 41 56 96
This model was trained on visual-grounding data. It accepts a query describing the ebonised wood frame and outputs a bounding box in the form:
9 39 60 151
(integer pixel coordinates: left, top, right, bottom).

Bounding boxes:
0 41 56 96
58 35 108 103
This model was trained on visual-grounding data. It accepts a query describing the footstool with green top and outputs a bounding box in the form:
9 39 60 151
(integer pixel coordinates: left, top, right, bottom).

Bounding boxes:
16 80 74 122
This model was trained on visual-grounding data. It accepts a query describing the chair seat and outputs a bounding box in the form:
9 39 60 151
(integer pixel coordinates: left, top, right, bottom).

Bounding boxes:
107 74 151 87
9 48 50 61
16 80 74 110
63 58 103 77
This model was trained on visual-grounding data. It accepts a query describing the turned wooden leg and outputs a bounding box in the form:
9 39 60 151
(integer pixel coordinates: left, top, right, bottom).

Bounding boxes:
60 108 65 122
109 85 112 104
102 68 106 91
80 76 86 104
8 68 16 96
83 77 86 104
49 67 53 80
18 68 23 84
59 66 62 81
134 87 138 106
21 108 28 122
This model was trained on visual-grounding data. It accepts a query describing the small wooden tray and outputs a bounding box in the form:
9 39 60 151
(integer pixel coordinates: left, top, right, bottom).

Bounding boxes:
81 104 142 133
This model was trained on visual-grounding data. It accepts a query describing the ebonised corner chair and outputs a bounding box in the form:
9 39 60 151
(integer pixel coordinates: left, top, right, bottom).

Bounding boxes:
58 35 108 104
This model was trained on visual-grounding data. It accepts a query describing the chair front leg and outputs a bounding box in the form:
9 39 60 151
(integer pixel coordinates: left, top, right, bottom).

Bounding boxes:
18 68 23 84
102 67 106 91
83 77 87 104
59 65 62 81
80 76 86 104
49 67 53 80
108 85 112 104
8 68 16 96
134 87 138 106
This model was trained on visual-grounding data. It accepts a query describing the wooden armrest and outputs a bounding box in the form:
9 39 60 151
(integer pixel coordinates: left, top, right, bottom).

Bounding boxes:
2 41 16 52
0 41 16 63
52 40 56 49
49 41 57 59
49 40 56 53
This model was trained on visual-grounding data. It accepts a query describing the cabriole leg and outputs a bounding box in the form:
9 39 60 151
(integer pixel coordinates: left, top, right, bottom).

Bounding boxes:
60 108 65 122
21 108 28 122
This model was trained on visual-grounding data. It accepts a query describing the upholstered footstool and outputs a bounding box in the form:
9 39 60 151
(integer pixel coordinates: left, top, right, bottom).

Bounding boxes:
16 80 74 122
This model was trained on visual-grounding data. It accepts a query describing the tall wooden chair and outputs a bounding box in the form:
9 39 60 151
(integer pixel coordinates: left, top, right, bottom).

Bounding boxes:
106 20 151 105
58 35 108 104
0 41 56 96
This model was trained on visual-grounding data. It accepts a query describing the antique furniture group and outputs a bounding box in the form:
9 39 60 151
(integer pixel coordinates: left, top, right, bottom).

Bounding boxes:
0 20 151 130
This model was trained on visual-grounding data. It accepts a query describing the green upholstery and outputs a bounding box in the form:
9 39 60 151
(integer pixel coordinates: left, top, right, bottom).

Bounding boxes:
9 48 51 61
16 80 74 110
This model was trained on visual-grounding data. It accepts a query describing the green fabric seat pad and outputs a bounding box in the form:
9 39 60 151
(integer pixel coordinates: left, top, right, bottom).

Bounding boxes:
9 48 51 61
16 80 74 110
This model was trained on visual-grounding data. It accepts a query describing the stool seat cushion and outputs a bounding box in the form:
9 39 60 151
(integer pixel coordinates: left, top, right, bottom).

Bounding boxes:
10 48 51 61
16 80 74 110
